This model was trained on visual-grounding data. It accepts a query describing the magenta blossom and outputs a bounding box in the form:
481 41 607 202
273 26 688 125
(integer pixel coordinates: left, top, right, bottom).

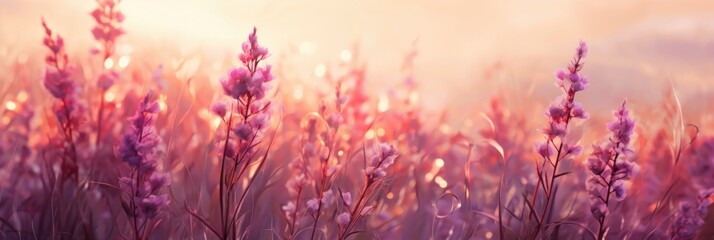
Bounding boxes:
585 100 638 239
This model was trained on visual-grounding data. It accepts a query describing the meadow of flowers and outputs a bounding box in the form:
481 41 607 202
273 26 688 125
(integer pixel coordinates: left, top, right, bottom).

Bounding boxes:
1 1 713 240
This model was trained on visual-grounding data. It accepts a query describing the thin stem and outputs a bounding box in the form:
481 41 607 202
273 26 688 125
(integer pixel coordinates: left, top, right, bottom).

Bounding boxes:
219 110 234 240
96 89 106 147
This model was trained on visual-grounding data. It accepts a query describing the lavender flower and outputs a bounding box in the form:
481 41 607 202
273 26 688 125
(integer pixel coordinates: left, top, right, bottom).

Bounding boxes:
98 71 119 90
337 212 351 228
41 19 87 180
116 91 169 239
530 41 590 237
220 28 274 102
585 100 638 239
90 0 124 59
365 143 398 180
306 198 320 214
669 189 714 240
195 27 276 240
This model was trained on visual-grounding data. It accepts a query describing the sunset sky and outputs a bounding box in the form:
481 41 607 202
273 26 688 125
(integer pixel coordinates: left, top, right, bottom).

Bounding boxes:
2 0 713 113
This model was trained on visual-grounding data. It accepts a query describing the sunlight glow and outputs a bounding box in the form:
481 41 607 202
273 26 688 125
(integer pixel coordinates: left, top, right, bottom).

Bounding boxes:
5 101 17 111
314 64 326 78
104 58 114 69
17 91 28 102
104 91 116 102
340 50 352 62
435 158 444 168
118 55 131 68
377 95 389 112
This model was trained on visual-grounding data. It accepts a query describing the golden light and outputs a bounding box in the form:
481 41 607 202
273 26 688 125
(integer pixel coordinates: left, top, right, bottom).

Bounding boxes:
211 118 221 130
159 94 168 111
424 172 434 181
118 55 131 68
386 192 394 199
337 150 344 157
376 128 386 137
340 49 352 62
377 95 389 112
486 231 493 239
104 58 114 69
435 176 448 188
5 101 17 111
293 84 303 100
104 91 116 102
365 129 375 139
17 91 28 103
314 64 326 78
434 158 444 168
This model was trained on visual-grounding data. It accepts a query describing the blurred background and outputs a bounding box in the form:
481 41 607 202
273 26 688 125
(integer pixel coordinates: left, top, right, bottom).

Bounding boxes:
1 0 713 116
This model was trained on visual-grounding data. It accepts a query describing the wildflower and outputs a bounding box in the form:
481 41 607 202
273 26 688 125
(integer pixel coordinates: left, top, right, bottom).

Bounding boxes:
670 189 714 239
116 91 169 238
282 201 296 219
44 68 76 99
140 194 170 218
535 142 554 158
90 0 124 58
322 189 334 205
306 198 320 214
531 41 591 236
98 71 119 90
233 123 254 141
337 212 350 228
542 121 567 140
585 100 637 239
210 101 228 118
220 28 274 103
326 113 343 129
365 143 398 179
41 19 87 180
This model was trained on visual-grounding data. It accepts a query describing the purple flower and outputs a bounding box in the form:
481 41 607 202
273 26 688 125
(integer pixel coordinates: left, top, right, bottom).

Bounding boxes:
44 68 76 99
220 28 274 103
607 100 635 146
306 198 319 214
233 123 254 141
116 91 169 227
670 190 714 239
239 27 271 65
535 142 554 158
337 212 350 228
90 0 124 47
97 71 119 90
587 156 606 175
322 190 334 206
326 113 344 129
282 201 296 219
585 100 637 238
542 121 567 140
571 102 589 119
210 101 228 118
366 143 398 179
576 40 588 58
140 194 170 218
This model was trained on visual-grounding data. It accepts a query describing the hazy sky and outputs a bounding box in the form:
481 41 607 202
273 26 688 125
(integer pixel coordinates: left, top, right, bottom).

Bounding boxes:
1 0 713 113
